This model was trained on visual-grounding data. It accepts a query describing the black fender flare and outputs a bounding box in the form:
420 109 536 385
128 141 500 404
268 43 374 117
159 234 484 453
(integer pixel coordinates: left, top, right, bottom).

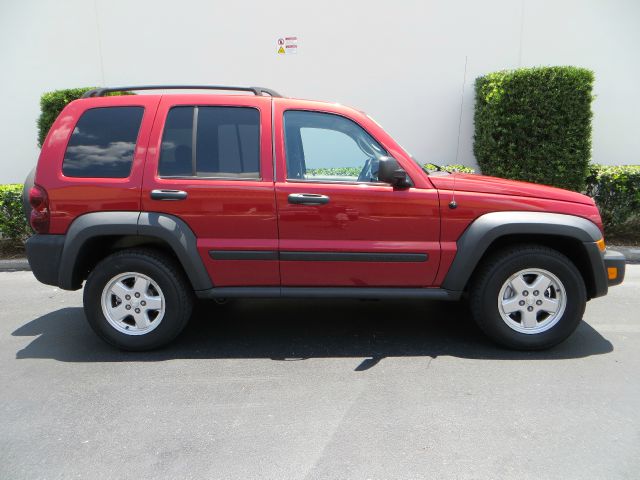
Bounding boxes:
441 211 606 294
58 212 212 291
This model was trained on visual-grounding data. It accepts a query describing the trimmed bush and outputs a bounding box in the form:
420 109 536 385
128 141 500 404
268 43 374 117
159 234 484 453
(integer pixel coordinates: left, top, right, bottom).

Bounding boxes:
0 184 30 244
474 66 594 191
37 87 131 147
1 163 639 251
585 165 640 241
306 167 361 177
307 164 475 178
425 163 475 174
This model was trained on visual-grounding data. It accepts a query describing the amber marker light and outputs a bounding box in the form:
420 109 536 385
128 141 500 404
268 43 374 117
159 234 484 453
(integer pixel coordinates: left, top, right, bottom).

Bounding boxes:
596 238 606 252
608 267 618 280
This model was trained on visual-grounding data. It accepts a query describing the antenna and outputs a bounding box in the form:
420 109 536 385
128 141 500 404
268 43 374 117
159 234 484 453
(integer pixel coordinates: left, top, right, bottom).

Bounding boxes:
450 55 468 210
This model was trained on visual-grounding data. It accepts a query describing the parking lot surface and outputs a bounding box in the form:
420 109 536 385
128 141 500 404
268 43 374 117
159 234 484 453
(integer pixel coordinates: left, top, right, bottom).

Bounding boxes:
1 267 639 480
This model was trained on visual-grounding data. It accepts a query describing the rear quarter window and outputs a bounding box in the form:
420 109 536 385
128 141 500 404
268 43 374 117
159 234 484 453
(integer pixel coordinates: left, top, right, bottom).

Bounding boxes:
62 106 144 178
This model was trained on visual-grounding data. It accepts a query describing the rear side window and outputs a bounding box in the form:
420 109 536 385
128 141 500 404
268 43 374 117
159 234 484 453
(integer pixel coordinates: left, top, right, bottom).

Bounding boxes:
158 106 260 178
62 107 144 178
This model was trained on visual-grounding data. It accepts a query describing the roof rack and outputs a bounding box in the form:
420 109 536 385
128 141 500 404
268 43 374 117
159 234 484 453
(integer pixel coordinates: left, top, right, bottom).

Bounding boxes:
81 85 282 98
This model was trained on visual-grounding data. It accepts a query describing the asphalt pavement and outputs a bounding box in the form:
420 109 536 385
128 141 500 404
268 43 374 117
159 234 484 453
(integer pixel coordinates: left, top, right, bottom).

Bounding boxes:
0 268 638 480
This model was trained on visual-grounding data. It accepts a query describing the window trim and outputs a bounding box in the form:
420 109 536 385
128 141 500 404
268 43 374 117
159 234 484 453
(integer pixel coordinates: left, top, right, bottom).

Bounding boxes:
281 108 408 186
285 178 388 187
61 106 145 180
157 105 262 181
156 175 261 182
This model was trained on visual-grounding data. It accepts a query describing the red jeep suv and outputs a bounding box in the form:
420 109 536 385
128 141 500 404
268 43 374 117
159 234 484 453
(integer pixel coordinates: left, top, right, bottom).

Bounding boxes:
24 85 625 351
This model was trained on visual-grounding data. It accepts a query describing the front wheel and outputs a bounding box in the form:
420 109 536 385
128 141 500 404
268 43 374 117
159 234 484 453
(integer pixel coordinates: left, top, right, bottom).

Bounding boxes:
84 249 193 351
469 246 587 350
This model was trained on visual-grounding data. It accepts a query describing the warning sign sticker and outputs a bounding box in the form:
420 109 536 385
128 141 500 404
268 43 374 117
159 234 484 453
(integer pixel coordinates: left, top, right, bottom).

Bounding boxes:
277 36 298 55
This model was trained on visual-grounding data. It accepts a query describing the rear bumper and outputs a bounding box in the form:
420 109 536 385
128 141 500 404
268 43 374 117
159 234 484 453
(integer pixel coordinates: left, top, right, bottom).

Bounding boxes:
25 234 65 287
603 250 625 287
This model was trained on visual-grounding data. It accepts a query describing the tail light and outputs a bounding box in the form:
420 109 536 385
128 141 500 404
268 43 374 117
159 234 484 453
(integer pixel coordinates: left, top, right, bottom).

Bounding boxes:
29 185 50 233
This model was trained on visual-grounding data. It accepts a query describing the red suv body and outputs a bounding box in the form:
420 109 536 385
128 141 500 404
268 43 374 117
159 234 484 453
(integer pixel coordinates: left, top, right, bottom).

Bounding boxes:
25 85 625 351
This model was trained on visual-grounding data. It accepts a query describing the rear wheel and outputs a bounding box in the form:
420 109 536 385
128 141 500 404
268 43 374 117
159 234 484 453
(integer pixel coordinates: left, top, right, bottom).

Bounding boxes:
84 249 193 350
469 245 586 350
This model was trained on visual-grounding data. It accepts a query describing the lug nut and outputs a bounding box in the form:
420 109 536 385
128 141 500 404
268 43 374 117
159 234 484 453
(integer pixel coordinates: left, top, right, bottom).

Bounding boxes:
125 305 131 310
140 301 146 306
533 290 539 296
527 306 534 312
536 300 542 306
135 308 140 313
135 292 140 298
519 300 525 306
523 291 529 297
125 295 131 300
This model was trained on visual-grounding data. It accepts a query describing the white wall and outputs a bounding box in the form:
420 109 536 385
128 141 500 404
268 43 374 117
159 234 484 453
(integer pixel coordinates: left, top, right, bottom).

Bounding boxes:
0 0 638 184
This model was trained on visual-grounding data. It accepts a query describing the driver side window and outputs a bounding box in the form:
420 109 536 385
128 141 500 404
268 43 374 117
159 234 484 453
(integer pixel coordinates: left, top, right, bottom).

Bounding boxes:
283 110 386 183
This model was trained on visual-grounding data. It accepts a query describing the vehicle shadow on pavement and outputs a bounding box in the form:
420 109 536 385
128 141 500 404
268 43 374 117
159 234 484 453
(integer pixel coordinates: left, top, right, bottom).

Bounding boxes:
12 299 613 367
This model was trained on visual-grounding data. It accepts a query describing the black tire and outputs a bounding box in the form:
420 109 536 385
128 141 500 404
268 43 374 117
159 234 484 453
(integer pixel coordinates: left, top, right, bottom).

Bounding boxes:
83 249 193 351
469 245 587 350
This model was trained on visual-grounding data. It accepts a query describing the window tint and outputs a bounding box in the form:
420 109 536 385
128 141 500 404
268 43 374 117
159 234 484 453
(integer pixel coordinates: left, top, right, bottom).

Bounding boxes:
158 106 260 178
283 110 386 183
158 107 193 177
62 107 144 178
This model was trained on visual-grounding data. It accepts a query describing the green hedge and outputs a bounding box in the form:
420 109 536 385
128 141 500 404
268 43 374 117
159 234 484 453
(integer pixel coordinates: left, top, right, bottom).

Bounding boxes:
0 185 30 244
424 163 475 174
586 165 640 241
1 163 639 248
37 87 131 147
306 167 361 177
307 164 476 178
474 66 594 192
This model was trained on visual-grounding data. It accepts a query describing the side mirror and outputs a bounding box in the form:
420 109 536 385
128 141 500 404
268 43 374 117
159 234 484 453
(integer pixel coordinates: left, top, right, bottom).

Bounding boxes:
377 156 411 188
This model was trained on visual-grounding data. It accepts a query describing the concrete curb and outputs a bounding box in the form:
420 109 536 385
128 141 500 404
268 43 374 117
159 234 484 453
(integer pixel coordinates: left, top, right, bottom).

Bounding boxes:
609 246 640 264
0 246 638 272
0 258 30 272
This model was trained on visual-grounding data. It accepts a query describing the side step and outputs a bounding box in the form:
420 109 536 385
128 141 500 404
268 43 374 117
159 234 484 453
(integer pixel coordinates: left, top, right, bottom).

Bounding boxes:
195 287 461 301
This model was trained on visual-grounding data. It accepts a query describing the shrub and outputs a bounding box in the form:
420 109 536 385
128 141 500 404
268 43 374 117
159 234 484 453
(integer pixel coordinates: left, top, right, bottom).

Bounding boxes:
307 164 476 178
474 66 594 192
306 167 361 177
585 165 640 241
0 184 30 244
37 87 131 147
424 163 475 174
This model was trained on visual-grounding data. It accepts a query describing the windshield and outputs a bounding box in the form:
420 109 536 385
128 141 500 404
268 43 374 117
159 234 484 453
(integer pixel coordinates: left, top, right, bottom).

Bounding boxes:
364 113 446 175
407 152 447 175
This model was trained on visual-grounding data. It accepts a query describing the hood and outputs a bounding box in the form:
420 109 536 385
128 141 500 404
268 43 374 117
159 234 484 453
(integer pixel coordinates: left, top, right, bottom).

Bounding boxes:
428 173 594 205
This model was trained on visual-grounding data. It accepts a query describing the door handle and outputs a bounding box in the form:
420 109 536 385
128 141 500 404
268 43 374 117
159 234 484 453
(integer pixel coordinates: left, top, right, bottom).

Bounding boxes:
150 189 188 200
288 193 330 205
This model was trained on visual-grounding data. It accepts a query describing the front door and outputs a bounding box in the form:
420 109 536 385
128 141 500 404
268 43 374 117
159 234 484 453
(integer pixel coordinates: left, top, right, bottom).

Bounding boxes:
142 95 279 287
274 103 441 287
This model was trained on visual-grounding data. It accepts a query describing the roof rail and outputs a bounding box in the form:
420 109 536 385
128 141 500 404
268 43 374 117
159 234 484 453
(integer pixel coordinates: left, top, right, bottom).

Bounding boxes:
81 85 282 98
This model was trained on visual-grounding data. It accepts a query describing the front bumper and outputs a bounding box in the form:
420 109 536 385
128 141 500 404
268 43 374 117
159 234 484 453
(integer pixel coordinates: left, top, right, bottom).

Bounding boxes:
603 250 626 287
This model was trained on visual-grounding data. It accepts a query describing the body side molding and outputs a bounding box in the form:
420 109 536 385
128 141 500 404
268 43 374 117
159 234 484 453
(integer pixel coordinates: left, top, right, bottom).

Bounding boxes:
441 211 604 293
279 251 428 262
209 251 428 262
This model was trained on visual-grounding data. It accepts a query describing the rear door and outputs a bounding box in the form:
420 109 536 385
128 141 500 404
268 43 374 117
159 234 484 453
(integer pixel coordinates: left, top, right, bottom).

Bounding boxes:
142 95 278 287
